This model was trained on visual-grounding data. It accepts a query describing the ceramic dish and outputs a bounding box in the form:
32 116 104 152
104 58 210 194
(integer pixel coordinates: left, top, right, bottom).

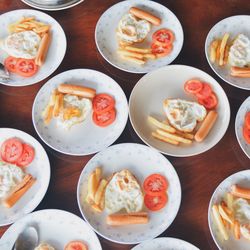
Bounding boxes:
95 0 183 73
205 15 250 90
208 170 250 250
0 209 102 250
235 96 250 159
77 143 181 244
0 9 66 86
129 64 230 157
32 69 128 156
0 128 50 226
21 0 84 11
132 237 199 250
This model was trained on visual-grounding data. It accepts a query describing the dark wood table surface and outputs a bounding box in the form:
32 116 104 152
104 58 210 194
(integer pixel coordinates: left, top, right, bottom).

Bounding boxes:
0 0 250 249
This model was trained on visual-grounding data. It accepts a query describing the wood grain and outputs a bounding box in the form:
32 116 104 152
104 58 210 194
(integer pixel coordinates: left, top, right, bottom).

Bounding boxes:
0 1 250 249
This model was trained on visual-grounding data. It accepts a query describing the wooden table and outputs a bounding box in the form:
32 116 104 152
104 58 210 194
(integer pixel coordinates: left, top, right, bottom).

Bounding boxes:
0 0 250 249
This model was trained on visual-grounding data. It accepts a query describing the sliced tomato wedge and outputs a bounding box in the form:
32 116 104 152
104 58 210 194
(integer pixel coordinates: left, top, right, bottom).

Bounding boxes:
198 93 218 109
151 42 173 58
16 144 35 167
15 59 38 77
143 174 168 196
92 109 116 127
184 79 203 94
243 125 250 144
195 83 212 99
1 138 23 163
64 241 88 250
152 29 175 46
144 193 168 211
245 112 250 130
93 93 115 114
4 56 19 73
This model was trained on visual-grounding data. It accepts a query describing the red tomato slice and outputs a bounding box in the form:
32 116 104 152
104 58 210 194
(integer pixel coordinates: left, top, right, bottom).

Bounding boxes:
152 29 175 46
143 174 168 196
92 109 116 127
243 125 250 144
93 93 115 114
198 93 218 110
16 144 35 167
195 83 212 99
245 112 250 130
4 56 19 73
64 241 88 250
1 138 23 163
15 59 38 77
184 79 203 94
151 42 173 58
144 193 168 211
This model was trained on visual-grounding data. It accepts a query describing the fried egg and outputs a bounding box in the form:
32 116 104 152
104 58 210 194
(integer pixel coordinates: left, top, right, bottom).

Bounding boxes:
34 243 55 250
104 169 144 214
117 14 151 45
163 99 207 132
2 30 41 59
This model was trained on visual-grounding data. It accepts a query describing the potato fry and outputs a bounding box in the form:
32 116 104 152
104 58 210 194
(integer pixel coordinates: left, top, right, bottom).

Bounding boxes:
156 129 192 144
95 167 102 185
91 204 102 213
87 171 99 200
53 93 63 117
175 130 194 140
124 46 151 54
152 132 179 145
94 179 108 205
219 33 230 66
120 55 145 65
118 49 144 59
226 192 234 211
143 53 156 59
99 194 105 210
216 40 221 63
210 40 219 63
148 116 176 133
233 220 241 240
85 193 94 205
218 204 234 224
223 45 229 65
43 105 54 125
20 16 35 23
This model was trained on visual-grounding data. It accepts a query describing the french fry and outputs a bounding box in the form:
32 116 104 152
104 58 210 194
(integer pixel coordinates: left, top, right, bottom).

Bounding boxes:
87 171 99 200
210 39 219 63
223 45 230 65
43 106 54 125
91 204 102 213
226 192 234 211
175 130 194 140
212 204 229 241
120 55 145 65
219 33 230 66
85 193 94 205
53 93 63 117
233 220 241 240
118 49 144 59
152 132 179 145
95 167 102 185
124 46 151 54
94 179 108 205
143 53 156 59
148 116 176 133
156 129 192 144
99 194 105 210
216 40 221 63
218 204 234 224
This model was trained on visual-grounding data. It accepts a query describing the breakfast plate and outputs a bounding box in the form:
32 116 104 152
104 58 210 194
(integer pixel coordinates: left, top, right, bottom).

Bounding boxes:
0 209 102 250
205 15 250 90
131 237 199 250
235 96 250 159
208 170 250 250
77 143 181 244
95 0 183 74
32 69 128 156
21 0 84 11
0 128 50 226
0 9 66 87
129 65 230 157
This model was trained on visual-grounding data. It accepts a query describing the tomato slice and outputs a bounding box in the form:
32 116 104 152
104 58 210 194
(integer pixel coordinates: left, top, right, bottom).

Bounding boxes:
15 59 38 77
16 144 35 167
195 83 212 99
143 174 168 196
198 93 218 109
1 138 23 163
184 79 203 94
245 112 250 130
64 241 88 250
92 109 116 127
93 93 115 114
144 193 168 211
151 42 173 58
4 56 19 73
152 29 175 46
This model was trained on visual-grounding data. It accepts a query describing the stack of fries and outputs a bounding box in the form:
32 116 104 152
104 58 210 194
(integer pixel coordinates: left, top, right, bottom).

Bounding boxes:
8 16 50 38
85 167 107 213
118 45 156 65
148 116 194 145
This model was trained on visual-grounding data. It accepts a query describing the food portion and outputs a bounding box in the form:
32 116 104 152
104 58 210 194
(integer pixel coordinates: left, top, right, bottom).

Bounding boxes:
1 16 51 78
211 184 250 242
34 242 55 250
242 111 250 144
64 241 88 250
116 7 175 65
209 33 250 78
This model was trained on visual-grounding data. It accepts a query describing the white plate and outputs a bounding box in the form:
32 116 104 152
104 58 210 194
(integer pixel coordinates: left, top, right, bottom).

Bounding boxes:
95 0 183 74
21 0 84 11
0 128 50 226
32 69 128 156
235 96 250 159
132 237 199 250
0 9 66 87
205 15 250 90
129 65 230 157
208 170 250 250
0 209 102 250
77 143 181 244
